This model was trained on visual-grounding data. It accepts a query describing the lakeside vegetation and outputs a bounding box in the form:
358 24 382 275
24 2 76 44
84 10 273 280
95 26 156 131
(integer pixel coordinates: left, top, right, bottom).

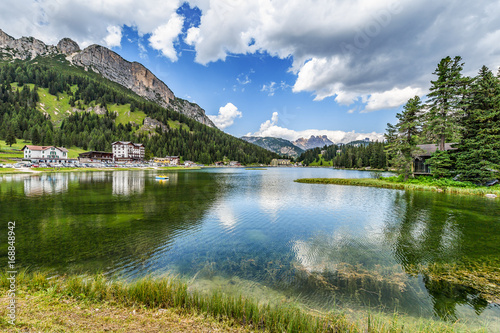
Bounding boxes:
0 271 487 333
294 176 500 197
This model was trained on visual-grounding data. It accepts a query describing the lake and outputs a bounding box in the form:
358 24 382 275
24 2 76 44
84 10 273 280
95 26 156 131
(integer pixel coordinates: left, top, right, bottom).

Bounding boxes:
1 168 499 328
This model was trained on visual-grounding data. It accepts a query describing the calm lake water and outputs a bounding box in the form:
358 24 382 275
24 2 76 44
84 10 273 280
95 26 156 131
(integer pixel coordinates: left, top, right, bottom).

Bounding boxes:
1 168 499 328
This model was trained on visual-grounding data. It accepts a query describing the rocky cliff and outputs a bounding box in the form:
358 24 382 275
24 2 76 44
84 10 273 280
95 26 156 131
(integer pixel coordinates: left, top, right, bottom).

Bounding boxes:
0 29 216 128
0 29 58 60
292 135 334 150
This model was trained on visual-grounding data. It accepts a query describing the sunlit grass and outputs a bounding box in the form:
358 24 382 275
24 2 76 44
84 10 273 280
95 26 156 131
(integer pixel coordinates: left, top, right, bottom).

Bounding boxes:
0 271 487 333
294 178 500 197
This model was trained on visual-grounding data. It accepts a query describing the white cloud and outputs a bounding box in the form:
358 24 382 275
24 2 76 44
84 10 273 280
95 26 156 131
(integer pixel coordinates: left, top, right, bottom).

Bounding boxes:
363 86 423 112
208 103 243 129
149 13 184 61
247 112 384 143
103 25 122 48
184 0 500 111
261 81 289 96
0 0 183 49
2 0 500 113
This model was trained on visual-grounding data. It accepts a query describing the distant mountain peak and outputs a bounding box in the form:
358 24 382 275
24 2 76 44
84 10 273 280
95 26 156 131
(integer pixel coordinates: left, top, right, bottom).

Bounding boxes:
57 38 80 55
293 135 333 150
241 136 304 157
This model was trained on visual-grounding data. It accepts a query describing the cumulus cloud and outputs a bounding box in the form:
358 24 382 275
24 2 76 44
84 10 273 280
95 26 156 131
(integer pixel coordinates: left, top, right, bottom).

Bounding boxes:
149 13 184 61
103 25 122 48
2 0 500 111
247 112 384 144
363 86 423 112
184 0 500 111
208 103 243 129
0 0 183 56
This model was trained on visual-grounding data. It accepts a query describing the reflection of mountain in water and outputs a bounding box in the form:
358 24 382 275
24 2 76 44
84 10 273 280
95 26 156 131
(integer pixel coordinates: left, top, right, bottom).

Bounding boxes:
24 174 69 196
384 191 500 320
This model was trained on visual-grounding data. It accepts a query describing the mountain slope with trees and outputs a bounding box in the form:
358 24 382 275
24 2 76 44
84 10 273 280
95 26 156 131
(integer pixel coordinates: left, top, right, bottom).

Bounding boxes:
0 60 279 164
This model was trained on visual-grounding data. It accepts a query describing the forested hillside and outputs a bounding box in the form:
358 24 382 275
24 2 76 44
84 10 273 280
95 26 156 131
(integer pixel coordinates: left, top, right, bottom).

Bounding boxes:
0 60 279 164
297 141 387 169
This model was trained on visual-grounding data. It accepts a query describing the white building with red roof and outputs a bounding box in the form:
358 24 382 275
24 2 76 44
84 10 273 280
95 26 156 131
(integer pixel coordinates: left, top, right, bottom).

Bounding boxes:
111 141 145 162
22 145 69 161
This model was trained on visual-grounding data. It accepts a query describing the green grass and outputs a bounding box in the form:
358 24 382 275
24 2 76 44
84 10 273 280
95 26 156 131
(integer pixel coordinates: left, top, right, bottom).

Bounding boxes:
167 119 190 131
109 103 147 126
294 177 500 197
308 154 333 167
0 271 482 333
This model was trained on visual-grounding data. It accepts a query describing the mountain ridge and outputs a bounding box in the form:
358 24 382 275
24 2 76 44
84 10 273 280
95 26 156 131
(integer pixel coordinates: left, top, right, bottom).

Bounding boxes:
292 135 334 150
241 136 304 157
0 29 215 128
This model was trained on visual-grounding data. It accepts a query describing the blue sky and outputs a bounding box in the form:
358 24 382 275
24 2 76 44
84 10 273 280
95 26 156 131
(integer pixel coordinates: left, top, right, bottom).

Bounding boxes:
1 0 499 143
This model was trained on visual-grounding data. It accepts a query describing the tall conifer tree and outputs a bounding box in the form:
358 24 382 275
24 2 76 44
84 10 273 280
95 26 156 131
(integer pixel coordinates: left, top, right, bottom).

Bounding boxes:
424 56 469 150
455 66 500 182
386 96 422 180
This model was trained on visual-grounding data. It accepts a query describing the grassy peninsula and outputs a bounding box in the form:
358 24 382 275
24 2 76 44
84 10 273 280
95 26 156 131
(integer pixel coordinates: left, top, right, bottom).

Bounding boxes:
295 176 500 197
0 271 486 333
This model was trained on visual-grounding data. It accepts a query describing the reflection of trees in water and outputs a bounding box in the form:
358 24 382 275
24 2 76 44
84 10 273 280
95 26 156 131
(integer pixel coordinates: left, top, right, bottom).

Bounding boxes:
423 275 488 321
0 172 221 275
385 191 499 320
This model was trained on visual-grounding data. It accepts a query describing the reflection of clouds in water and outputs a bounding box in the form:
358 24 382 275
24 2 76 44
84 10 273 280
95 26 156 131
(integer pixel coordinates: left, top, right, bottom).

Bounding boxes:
214 204 238 230
292 230 394 273
24 174 69 197
439 217 461 254
112 171 145 196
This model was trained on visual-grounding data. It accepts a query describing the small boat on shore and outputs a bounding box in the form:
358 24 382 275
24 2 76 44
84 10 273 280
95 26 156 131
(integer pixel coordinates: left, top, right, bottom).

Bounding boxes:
155 175 169 180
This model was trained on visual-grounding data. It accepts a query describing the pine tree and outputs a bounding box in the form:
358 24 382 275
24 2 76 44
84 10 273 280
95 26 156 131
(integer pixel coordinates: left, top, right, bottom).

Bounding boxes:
31 128 41 145
386 96 422 180
424 56 469 150
5 129 17 147
455 66 500 183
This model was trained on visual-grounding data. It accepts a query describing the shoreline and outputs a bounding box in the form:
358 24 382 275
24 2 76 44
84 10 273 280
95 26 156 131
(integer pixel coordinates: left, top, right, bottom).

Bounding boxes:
0 166 202 175
0 272 481 333
294 178 500 198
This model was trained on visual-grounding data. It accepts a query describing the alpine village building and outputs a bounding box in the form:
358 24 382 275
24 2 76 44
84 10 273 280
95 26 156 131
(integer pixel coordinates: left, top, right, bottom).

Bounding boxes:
413 143 457 175
111 141 145 162
22 145 69 162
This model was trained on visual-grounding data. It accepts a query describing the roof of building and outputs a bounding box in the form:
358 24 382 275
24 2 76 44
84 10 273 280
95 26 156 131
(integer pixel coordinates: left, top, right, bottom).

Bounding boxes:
112 141 144 147
79 151 113 156
415 143 457 157
22 145 68 152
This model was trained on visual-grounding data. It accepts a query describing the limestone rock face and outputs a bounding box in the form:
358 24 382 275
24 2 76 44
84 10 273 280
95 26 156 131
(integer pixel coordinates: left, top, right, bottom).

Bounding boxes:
293 135 334 150
143 117 169 132
57 38 80 55
0 29 14 45
0 29 57 60
173 98 216 128
72 44 175 107
0 29 216 128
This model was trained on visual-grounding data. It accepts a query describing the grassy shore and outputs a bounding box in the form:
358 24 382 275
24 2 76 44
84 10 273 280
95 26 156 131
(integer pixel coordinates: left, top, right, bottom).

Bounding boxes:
294 177 500 197
0 272 487 333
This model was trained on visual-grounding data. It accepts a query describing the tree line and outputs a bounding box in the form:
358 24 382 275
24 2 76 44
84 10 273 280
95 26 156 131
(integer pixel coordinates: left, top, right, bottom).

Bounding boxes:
297 141 387 169
386 56 500 183
0 62 279 164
